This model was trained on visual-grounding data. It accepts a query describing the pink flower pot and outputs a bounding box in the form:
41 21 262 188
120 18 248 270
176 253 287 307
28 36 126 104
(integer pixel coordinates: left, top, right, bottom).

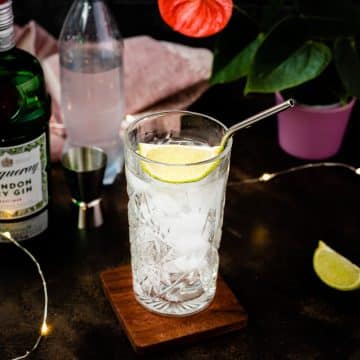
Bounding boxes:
276 92 356 160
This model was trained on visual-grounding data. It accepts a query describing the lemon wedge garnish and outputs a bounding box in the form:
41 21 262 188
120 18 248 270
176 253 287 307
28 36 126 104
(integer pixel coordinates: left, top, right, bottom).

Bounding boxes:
138 143 221 183
313 241 360 291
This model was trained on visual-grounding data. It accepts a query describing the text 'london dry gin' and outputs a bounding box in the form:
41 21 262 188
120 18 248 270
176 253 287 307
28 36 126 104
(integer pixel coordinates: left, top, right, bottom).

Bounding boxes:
0 0 50 241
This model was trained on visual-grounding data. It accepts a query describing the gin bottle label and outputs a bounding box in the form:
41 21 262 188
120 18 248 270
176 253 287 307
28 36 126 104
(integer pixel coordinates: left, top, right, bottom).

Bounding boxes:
0 209 48 242
0 133 48 219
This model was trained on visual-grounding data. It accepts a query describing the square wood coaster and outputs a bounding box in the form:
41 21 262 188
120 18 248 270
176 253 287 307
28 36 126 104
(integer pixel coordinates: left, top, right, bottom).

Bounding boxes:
100 265 247 354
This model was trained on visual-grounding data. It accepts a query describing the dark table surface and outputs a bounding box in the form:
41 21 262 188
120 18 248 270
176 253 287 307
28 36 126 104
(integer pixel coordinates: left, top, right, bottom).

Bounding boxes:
1 88 360 360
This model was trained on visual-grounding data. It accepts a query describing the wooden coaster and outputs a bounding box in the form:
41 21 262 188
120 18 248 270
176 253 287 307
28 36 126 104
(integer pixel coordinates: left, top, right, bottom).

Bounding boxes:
100 265 247 354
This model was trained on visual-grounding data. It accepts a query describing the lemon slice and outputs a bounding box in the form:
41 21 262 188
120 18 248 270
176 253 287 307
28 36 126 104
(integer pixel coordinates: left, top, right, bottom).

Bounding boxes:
313 241 360 291
138 143 221 183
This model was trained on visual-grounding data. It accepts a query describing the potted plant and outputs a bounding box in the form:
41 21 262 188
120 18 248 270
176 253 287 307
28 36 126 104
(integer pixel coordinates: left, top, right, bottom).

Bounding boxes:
158 0 360 160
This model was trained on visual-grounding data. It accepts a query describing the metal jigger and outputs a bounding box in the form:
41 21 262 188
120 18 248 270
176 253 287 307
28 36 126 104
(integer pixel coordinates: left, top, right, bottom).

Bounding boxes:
61 147 107 229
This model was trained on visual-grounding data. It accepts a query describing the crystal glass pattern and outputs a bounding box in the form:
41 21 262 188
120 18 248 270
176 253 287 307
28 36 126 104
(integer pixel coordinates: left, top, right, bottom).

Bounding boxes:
124 111 232 316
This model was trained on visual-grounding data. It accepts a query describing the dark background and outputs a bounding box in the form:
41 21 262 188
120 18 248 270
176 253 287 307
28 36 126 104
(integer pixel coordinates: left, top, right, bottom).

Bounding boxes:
2 1 360 359
12 0 269 45
13 0 210 42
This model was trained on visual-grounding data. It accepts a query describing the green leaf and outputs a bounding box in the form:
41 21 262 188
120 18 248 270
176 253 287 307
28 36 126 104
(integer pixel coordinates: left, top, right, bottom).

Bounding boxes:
210 34 264 85
243 16 332 94
334 37 360 97
210 8 259 85
248 17 309 75
245 41 332 94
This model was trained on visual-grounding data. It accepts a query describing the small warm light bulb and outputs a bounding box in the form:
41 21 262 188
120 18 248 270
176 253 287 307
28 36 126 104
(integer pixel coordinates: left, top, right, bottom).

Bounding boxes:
41 322 50 336
356 168 360 175
125 114 136 123
260 173 273 182
0 232 11 243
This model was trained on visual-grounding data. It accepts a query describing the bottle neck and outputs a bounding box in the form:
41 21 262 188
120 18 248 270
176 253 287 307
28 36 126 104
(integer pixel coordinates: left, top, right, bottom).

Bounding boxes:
0 0 15 52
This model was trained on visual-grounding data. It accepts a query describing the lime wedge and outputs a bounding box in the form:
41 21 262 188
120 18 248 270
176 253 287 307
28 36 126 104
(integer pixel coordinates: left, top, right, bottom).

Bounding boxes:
313 241 360 291
138 143 221 183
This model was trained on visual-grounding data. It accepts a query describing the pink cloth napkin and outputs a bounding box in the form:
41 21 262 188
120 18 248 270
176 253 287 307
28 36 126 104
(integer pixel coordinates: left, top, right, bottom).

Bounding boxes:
15 22 213 162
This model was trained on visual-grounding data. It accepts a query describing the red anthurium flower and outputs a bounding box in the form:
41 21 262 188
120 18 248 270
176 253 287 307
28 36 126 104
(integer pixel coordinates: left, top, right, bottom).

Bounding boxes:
158 0 233 38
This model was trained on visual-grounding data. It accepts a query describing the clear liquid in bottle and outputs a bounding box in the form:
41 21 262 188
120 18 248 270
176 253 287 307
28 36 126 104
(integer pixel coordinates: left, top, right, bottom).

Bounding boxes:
59 0 124 184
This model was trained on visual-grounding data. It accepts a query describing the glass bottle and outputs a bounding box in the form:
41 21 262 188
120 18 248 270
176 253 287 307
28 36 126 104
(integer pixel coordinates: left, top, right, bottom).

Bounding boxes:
0 0 50 242
59 0 124 185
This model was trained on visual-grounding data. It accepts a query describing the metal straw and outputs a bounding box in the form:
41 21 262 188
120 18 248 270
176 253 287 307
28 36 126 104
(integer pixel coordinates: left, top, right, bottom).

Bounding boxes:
220 99 295 149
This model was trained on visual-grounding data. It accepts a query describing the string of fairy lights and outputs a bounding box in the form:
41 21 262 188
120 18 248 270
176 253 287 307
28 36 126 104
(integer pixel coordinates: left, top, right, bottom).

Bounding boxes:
0 232 49 360
0 161 359 358
233 162 360 185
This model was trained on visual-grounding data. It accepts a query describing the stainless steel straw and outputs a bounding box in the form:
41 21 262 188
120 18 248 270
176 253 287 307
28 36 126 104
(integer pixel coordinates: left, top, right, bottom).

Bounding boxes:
220 99 295 149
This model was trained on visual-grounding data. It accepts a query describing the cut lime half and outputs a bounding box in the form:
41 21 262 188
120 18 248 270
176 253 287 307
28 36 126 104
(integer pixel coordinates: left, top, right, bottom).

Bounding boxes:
138 143 222 183
313 241 360 291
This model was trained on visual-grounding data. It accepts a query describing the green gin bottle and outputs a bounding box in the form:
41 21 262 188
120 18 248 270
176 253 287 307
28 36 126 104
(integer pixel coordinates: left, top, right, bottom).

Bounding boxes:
0 0 50 242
